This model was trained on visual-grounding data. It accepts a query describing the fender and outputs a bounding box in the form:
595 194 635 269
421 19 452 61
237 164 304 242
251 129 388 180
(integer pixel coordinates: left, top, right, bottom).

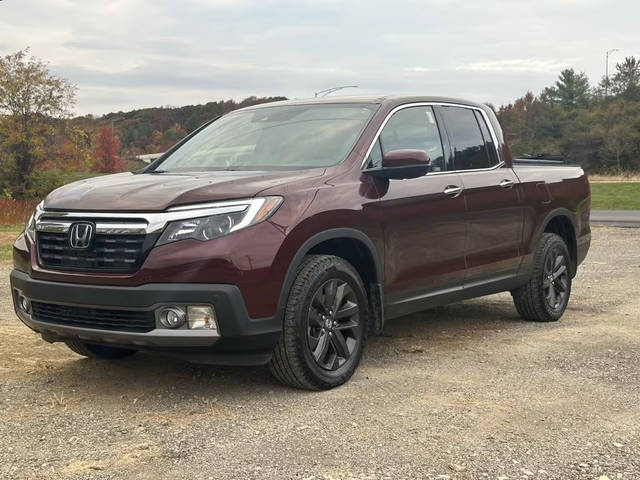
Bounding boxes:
275 228 384 333
521 207 578 277
540 208 577 232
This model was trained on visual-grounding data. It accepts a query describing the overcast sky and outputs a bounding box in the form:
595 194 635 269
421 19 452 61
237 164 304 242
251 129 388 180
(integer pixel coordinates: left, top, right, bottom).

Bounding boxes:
1 0 638 115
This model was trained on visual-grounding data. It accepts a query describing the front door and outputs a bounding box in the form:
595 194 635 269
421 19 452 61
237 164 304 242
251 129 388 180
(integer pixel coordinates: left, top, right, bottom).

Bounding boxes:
363 105 467 317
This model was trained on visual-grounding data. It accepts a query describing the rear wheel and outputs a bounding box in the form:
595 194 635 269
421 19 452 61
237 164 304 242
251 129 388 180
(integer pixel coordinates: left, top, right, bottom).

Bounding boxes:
65 341 137 359
269 255 368 390
511 233 572 322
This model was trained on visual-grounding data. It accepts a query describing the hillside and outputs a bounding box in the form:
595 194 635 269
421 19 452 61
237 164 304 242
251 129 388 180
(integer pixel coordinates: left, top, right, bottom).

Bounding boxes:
73 96 288 159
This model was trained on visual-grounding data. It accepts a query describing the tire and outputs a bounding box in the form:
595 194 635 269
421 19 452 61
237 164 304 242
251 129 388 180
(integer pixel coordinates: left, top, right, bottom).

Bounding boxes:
65 341 137 359
269 255 368 390
511 233 572 322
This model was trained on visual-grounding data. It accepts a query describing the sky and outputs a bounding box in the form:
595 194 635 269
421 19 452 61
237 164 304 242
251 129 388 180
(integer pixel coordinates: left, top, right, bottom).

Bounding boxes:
1 0 638 115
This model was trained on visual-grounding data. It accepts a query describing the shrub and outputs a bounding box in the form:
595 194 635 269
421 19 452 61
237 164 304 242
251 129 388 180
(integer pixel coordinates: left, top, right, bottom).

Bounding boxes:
25 169 100 199
0 198 39 226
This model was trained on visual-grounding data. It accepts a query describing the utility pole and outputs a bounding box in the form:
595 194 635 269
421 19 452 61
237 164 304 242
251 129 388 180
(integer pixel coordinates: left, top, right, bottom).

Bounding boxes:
314 85 359 97
605 48 619 97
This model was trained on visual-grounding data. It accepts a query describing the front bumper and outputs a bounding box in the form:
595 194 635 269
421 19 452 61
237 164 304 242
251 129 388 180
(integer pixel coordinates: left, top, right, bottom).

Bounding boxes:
10 269 281 365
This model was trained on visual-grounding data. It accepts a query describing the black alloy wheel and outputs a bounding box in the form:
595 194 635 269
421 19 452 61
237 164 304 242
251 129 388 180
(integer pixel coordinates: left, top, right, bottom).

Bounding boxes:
307 278 361 371
269 254 368 390
512 233 572 322
543 245 569 312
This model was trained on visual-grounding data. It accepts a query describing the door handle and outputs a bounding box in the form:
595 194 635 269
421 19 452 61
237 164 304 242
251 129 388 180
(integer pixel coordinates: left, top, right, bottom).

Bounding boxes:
443 185 463 197
499 179 515 189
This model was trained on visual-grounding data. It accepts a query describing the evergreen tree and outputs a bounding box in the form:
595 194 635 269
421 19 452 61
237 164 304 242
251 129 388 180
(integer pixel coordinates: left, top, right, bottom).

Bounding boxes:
540 69 590 108
611 56 640 101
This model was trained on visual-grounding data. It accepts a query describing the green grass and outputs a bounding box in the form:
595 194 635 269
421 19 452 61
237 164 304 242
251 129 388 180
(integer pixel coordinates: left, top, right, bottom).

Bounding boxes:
590 182 640 210
0 228 20 264
0 225 22 232
0 244 13 262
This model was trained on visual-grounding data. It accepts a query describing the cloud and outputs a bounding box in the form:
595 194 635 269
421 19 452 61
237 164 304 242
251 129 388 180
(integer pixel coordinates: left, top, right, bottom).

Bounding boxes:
457 59 569 73
1 0 638 114
403 67 436 73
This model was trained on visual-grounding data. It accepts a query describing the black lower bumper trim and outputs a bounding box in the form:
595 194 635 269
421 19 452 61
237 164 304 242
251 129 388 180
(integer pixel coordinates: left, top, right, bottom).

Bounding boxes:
10 270 281 365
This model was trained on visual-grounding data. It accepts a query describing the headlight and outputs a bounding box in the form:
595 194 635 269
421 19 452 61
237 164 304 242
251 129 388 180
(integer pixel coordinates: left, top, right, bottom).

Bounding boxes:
25 201 43 241
156 196 282 246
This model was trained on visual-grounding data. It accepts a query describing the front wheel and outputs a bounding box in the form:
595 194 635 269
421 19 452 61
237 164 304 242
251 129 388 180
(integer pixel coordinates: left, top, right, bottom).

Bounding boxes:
269 255 368 390
511 233 572 322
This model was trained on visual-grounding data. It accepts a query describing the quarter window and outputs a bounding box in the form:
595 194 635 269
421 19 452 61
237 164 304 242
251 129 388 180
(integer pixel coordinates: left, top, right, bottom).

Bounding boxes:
441 106 498 170
366 106 445 172
474 110 499 165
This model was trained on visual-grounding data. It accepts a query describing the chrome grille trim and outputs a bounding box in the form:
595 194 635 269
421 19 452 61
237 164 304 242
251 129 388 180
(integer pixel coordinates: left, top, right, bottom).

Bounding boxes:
36 221 148 235
33 198 257 235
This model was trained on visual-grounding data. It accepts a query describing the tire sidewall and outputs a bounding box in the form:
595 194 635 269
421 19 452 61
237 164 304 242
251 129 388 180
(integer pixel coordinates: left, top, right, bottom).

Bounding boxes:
290 259 368 387
538 235 572 320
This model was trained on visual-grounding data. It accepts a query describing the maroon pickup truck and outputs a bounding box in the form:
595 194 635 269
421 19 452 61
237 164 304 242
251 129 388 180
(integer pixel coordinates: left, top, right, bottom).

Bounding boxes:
11 96 591 390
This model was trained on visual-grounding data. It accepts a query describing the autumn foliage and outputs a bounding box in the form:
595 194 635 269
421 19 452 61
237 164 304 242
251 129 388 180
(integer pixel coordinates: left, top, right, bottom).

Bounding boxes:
93 126 123 173
0 198 39 225
0 49 76 197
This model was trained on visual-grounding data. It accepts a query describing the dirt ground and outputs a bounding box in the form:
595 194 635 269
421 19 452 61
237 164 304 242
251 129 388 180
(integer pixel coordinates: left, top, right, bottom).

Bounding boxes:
1 226 638 480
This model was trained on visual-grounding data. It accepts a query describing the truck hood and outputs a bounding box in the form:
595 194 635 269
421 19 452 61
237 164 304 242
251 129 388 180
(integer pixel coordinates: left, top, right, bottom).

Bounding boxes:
43 169 324 212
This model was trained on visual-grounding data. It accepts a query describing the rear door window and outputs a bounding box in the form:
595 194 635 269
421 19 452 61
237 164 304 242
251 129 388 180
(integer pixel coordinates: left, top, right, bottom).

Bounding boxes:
441 106 498 170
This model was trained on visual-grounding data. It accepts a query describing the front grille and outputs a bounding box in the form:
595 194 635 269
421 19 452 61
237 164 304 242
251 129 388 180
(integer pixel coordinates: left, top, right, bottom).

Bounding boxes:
31 301 155 332
37 232 149 273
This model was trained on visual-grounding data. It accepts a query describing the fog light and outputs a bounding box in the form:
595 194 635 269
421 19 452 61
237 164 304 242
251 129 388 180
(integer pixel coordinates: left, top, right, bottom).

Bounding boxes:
158 307 187 329
187 305 217 330
19 295 32 314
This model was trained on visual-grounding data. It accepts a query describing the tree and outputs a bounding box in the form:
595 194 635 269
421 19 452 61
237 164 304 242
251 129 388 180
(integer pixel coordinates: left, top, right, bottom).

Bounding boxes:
56 126 93 172
164 122 187 142
540 69 590 108
498 91 564 156
594 99 640 171
93 125 121 173
0 49 76 197
611 56 640 101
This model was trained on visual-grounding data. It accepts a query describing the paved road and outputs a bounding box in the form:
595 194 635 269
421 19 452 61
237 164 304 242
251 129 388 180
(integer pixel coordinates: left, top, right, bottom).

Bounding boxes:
591 210 640 227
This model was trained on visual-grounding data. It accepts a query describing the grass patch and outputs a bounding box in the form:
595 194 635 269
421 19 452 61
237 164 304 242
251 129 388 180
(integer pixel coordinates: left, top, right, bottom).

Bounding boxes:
0 229 20 262
0 225 22 232
590 182 640 210
0 244 13 262
0 230 19 264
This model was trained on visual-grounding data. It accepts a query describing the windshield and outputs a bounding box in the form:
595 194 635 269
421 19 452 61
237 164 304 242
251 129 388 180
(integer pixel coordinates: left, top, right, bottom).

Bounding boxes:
154 103 377 172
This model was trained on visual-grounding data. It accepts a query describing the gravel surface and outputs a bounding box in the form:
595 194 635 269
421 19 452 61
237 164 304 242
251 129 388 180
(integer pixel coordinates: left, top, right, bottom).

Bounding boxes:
1 226 639 480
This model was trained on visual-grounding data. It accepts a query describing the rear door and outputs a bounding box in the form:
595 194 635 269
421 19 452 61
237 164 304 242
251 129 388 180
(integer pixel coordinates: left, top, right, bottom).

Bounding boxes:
363 105 467 316
438 105 523 284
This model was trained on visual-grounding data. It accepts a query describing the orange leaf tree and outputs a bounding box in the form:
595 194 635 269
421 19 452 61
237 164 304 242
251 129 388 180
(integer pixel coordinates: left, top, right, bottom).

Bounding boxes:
93 125 122 172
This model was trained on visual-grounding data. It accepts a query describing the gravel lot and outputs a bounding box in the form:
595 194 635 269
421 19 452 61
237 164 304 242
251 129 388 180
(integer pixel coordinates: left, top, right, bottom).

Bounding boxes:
1 226 639 480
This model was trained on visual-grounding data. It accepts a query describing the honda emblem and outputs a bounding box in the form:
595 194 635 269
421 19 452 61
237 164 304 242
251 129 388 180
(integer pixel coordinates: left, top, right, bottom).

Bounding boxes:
69 223 94 249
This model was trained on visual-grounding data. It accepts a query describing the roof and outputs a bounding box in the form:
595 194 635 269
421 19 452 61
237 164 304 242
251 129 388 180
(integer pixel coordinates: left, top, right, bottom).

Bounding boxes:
238 95 487 111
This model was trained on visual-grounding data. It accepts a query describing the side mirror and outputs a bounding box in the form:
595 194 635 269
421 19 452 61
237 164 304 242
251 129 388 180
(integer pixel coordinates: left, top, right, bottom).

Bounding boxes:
364 149 431 180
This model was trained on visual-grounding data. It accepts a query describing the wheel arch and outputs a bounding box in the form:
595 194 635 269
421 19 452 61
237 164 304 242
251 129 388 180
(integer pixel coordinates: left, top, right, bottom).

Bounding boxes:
276 228 384 334
541 209 578 276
